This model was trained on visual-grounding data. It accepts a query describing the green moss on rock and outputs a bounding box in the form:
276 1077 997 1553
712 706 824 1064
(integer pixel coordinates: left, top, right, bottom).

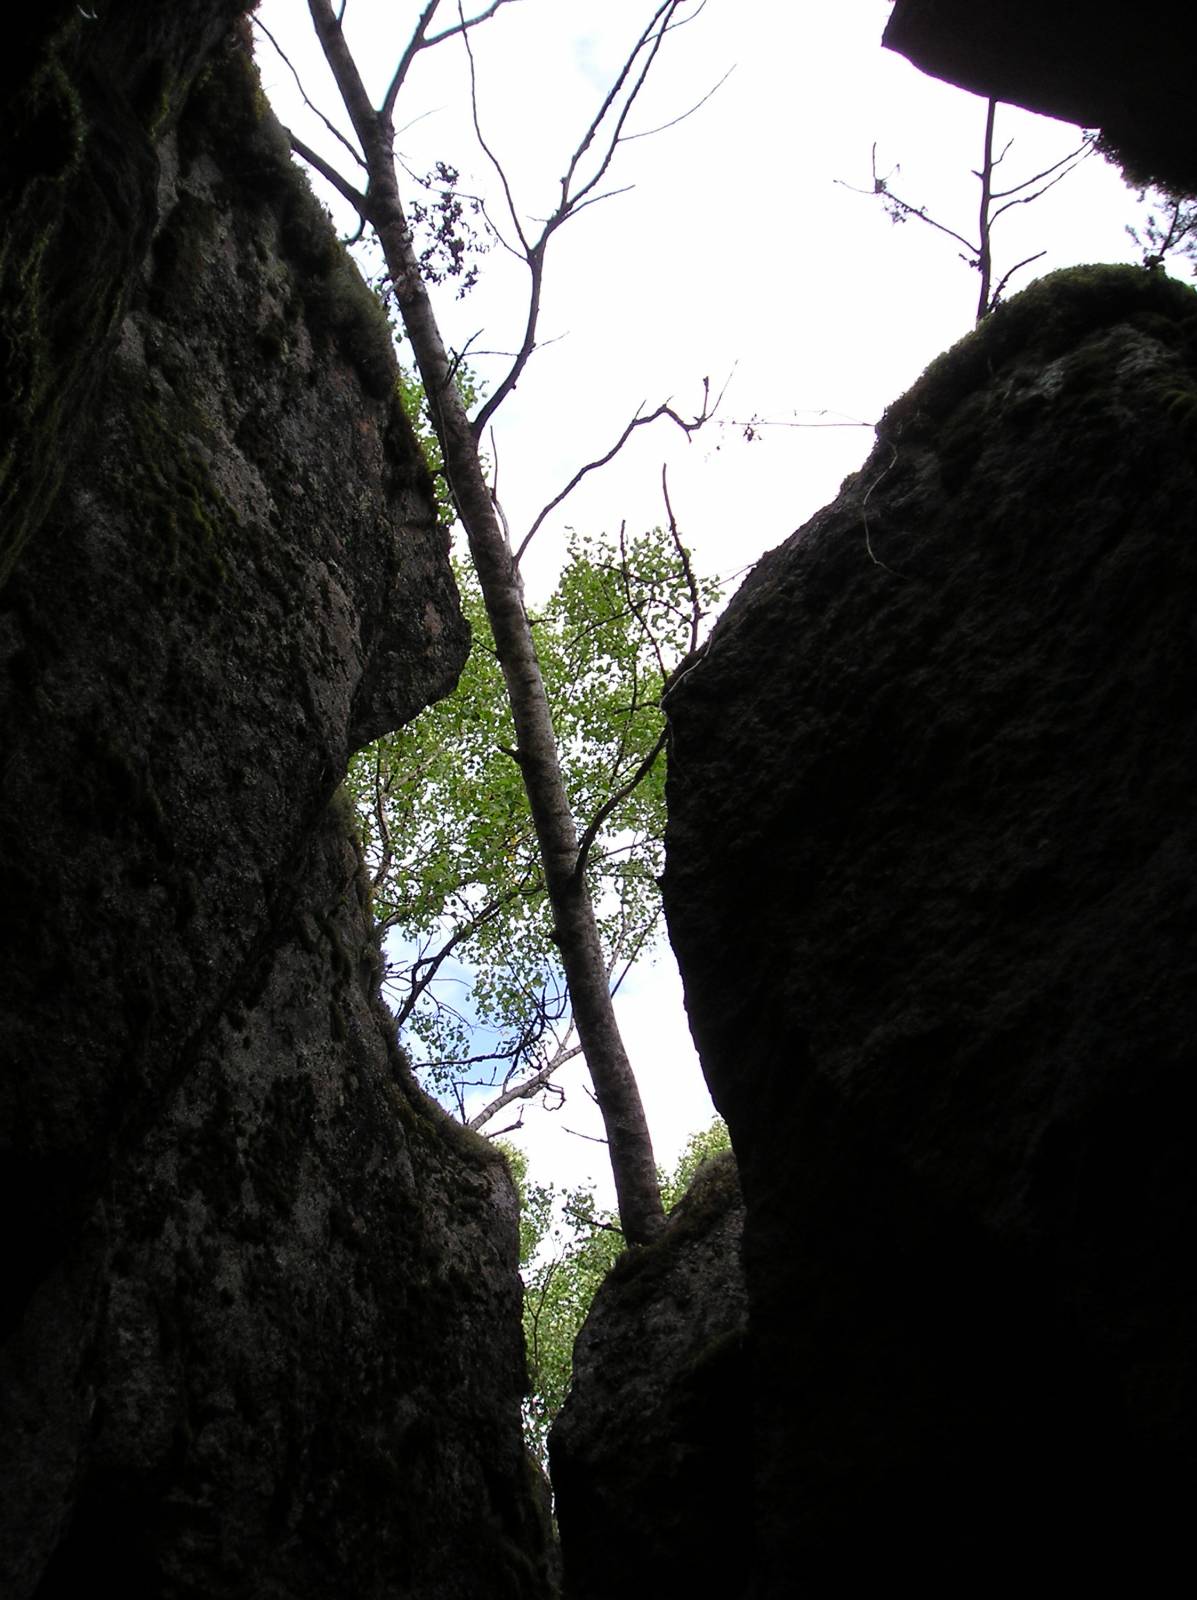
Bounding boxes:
182 43 399 402
0 3 244 587
882 265 1197 445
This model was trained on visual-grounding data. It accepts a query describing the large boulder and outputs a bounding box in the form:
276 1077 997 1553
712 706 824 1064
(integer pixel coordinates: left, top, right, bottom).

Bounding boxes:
551 1153 751 1600
662 266 1197 1589
0 13 551 1597
885 0 1197 193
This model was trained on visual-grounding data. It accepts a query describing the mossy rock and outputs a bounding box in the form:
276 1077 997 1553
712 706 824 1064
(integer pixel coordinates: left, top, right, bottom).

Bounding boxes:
882 264 1197 445
0 4 244 587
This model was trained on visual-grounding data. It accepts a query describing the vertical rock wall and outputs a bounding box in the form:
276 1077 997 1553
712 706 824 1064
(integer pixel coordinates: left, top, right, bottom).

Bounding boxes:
661 267 1197 1589
550 1154 750 1599
0 11 551 1596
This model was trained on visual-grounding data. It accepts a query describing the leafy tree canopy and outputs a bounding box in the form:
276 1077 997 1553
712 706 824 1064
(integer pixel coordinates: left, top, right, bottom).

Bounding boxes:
346 453 720 1124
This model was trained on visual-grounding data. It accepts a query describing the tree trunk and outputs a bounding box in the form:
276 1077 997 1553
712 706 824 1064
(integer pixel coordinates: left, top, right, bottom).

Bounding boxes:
308 0 666 1244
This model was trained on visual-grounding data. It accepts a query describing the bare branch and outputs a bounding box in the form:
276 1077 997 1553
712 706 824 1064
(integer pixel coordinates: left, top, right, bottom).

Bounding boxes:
987 249 1046 308
609 905 664 1000
467 1039 584 1130
988 155 1092 227
289 132 368 214
468 2 705 437
718 413 874 432
390 893 512 1028
381 0 520 121
989 132 1095 200
622 63 733 142
562 1204 625 1237
844 104 1090 324
563 1125 610 1146
573 728 668 885
380 2 441 121
560 1 679 209
617 522 671 685
516 380 717 563
661 464 703 657
837 143 978 256
975 98 997 321
254 16 367 171
306 0 394 176
456 1 530 255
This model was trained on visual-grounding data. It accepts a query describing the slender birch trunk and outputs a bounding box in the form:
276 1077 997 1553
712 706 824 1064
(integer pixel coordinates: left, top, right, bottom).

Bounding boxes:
308 1 665 1243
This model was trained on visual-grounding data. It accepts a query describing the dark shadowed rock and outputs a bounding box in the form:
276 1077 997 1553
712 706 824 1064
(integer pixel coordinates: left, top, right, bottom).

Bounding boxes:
0 14 552 1597
551 1153 750 1600
885 0 1197 194
662 266 1197 1590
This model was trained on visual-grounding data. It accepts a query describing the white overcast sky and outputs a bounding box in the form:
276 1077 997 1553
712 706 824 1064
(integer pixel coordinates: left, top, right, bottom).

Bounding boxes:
256 0 1163 1204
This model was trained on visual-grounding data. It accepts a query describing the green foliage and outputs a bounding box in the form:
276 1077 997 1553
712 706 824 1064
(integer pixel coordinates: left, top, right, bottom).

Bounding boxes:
1125 189 1197 275
659 1116 734 1212
345 518 719 1120
511 1118 731 1466
880 264 1197 449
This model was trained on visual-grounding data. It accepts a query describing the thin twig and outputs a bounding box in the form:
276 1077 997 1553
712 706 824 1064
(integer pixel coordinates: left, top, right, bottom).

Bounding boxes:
467 1040 584 1129
573 728 668 884
516 380 716 563
623 63 734 142
661 464 703 656
255 16 367 170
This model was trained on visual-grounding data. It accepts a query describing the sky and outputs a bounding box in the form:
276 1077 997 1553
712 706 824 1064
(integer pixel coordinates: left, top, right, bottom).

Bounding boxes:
255 0 1167 1206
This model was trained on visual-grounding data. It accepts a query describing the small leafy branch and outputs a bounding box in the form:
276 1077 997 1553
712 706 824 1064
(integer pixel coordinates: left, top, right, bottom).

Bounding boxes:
406 159 489 294
1125 189 1197 274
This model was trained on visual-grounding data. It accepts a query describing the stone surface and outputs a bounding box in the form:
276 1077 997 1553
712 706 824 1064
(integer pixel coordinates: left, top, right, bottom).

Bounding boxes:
885 0 1197 194
0 14 552 1597
0 0 246 583
551 1154 750 1600
662 266 1197 1589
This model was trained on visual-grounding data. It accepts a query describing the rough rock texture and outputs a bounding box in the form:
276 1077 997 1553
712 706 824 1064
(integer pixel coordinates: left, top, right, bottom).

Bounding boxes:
885 0 1197 194
662 267 1197 1589
551 1154 750 1600
0 14 552 1598
0 0 245 583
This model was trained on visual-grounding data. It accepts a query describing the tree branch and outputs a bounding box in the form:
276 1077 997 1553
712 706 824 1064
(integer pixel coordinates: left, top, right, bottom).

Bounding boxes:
661 463 703 657
390 892 512 1027
289 132 368 213
304 0 672 1244
573 727 667 885
467 1038 584 1130
469 2 701 438
254 15 367 172
975 97 997 322
515 380 716 563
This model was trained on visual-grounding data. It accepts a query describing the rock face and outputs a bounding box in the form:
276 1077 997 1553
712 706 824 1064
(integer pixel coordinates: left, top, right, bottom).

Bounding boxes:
884 0 1197 194
0 11 551 1597
551 1154 750 1600
661 267 1197 1589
